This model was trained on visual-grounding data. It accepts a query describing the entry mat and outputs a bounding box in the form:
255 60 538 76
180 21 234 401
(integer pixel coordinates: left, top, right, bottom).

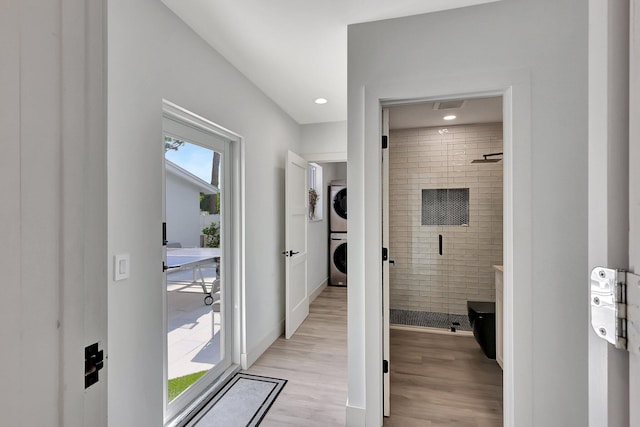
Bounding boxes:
390 309 472 331
187 373 287 427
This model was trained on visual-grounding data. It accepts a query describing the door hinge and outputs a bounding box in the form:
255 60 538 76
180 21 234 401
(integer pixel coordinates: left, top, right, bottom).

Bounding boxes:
85 342 104 389
591 267 640 355
383 359 389 374
382 247 388 262
162 222 167 246
382 135 388 149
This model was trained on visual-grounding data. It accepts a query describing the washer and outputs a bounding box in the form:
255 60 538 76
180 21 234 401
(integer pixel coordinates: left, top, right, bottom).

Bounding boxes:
329 233 347 286
330 183 347 232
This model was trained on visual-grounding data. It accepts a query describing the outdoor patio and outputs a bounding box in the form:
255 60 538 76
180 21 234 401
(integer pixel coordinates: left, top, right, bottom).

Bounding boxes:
167 267 221 381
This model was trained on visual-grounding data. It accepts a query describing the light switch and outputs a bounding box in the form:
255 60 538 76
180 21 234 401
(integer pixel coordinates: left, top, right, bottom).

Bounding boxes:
114 253 130 281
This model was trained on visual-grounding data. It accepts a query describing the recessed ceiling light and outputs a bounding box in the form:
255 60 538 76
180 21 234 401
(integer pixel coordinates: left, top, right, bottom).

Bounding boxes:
314 98 328 105
443 115 456 121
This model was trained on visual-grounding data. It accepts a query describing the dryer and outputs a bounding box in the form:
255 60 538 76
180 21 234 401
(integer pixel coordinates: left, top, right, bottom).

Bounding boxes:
330 183 347 232
329 233 347 286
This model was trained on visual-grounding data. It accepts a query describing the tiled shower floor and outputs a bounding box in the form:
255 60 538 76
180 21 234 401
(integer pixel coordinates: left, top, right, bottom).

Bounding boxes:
390 309 472 331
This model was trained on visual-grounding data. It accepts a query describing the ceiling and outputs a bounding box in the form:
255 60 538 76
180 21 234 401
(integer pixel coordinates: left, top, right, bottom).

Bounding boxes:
161 0 500 125
389 96 503 130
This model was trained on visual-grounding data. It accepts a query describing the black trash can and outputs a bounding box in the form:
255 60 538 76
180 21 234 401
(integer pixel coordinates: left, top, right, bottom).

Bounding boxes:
467 301 496 359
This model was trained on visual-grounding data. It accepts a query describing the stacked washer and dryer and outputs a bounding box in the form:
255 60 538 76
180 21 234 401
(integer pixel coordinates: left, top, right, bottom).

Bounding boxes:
329 181 347 286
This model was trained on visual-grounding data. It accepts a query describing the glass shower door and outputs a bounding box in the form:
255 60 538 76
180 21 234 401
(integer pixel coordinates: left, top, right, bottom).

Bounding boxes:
444 138 471 331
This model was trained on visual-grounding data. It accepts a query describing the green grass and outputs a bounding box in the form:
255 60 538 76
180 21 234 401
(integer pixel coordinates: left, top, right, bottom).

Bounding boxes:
168 370 208 402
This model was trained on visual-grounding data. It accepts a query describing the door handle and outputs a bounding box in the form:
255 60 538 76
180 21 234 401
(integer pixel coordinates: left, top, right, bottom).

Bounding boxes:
281 250 300 257
439 234 443 256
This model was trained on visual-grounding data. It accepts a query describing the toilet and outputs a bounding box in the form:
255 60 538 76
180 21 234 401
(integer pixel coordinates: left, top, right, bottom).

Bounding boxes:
467 301 496 359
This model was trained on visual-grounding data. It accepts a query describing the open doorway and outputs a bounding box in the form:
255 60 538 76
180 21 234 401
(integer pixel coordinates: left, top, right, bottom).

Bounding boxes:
382 96 505 425
306 160 348 295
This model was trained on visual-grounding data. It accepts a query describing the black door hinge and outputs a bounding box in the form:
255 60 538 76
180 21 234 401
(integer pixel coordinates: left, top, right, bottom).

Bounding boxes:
85 342 104 389
382 247 388 261
162 222 167 246
383 359 389 374
382 135 388 149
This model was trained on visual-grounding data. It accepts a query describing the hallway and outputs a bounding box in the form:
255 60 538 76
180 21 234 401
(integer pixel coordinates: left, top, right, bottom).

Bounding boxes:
244 286 348 426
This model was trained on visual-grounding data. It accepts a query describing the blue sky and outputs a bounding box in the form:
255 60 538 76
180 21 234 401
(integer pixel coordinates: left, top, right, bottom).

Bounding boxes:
165 141 214 183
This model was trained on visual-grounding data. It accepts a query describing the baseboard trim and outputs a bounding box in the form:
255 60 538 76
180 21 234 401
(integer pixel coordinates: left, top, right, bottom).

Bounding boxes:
345 401 366 426
242 319 284 368
310 278 328 303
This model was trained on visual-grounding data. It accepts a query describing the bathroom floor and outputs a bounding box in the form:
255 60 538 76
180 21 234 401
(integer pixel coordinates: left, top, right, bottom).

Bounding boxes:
390 309 472 331
384 329 503 427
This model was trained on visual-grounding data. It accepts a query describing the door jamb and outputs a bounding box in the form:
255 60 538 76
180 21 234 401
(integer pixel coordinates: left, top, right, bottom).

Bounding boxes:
161 100 247 425
378 88 516 424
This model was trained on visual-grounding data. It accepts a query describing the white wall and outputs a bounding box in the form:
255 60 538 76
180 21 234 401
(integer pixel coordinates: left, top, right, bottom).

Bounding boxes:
306 162 347 295
1 1 108 426
347 1 588 426
300 121 347 159
165 173 203 248
108 1 301 425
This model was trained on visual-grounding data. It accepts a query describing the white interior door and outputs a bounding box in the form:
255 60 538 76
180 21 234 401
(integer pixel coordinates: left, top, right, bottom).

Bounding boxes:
590 2 639 424
285 150 309 339
629 0 640 421
382 108 391 417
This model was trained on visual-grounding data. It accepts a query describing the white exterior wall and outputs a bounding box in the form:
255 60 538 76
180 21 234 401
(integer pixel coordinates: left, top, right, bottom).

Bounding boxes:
347 1 588 426
108 0 301 425
165 173 203 248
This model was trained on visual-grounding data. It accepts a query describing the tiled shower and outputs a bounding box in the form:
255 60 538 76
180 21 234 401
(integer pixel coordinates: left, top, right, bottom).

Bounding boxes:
388 122 503 331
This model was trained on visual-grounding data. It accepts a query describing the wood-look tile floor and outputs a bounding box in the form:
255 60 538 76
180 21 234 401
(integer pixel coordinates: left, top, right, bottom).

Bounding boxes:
244 286 348 426
384 329 503 427
244 286 502 427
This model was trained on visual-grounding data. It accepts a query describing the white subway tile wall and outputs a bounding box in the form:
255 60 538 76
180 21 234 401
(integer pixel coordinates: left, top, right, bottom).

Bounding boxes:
389 123 503 315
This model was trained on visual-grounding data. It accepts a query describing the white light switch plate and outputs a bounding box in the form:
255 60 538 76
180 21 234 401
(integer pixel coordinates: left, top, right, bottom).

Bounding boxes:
114 253 130 281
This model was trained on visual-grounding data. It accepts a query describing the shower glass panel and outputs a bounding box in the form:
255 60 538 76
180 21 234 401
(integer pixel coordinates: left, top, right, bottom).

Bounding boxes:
387 116 503 333
445 139 470 331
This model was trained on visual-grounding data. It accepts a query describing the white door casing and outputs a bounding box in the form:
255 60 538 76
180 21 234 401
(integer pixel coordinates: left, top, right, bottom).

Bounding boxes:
161 101 244 426
588 1 638 426
382 108 391 417
628 0 640 422
285 151 310 339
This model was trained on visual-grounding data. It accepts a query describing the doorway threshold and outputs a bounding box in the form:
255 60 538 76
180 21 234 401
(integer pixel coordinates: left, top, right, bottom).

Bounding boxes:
390 323 473 337
166 364 241 427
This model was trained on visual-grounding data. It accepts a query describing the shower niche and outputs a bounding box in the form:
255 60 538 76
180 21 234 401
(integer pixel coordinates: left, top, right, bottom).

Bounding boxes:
388 123 503 332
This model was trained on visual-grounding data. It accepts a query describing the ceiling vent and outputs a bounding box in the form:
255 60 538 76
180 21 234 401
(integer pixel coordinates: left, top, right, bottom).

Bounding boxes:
433 100 466 110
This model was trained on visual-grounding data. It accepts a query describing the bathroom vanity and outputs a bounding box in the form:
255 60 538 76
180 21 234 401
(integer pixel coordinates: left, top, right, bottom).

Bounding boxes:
494 265 504 369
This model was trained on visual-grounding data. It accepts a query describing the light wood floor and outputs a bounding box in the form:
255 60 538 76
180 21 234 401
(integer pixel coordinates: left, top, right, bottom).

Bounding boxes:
384 329 503 427
245 286 502 427
244 285 348 426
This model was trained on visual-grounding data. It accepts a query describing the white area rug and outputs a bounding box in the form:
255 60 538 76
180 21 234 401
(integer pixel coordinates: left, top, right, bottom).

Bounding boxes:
187 373 287 427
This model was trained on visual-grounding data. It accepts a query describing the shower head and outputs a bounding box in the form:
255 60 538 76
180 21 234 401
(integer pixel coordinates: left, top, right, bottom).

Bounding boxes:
471 152 503 163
